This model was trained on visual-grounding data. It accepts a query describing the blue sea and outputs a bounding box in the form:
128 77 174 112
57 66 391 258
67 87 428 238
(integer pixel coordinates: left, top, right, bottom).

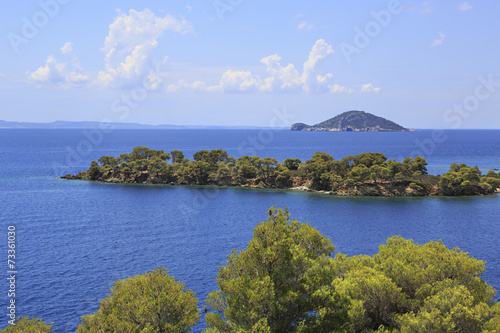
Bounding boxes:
0 129 499 332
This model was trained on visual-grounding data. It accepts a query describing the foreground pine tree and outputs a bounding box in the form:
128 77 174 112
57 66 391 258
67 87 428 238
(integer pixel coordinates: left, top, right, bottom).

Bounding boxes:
77 267 199 333
0 316 54 332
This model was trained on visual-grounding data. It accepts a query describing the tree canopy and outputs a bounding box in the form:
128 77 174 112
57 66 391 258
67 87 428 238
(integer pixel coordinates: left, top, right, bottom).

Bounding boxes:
77 267 199 333
205 207 350 332
205 208 500 332
64 147 500 197
0 316 54 333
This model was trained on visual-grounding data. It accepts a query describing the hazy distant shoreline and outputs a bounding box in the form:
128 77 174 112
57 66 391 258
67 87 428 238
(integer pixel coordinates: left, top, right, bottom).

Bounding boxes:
0 120 280 130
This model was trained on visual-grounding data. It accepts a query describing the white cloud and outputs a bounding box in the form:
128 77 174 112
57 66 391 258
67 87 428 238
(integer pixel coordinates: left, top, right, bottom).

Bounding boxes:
361 83 381 93
165 39 359 94
97 9 193 88
219 70 262 92
27 42 88 87
297 21 314 31
186 5 193 13
459 2 473 11
60 42 73 55
166 80 221 93
302 39 335 93
165 39 343 94
431 31 446 47
330 84 354 94
408 1 433 14
260 54 302 92
27 9 192 90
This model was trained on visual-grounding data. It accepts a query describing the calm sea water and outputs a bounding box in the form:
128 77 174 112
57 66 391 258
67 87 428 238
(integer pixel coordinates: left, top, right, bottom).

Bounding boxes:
0 129 499 332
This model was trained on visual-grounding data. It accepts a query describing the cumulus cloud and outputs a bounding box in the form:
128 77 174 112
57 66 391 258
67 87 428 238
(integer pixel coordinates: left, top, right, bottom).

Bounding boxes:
219 70 262 92
60 42 73 55
408 1 433 14
297 21 314 31
27 42 88 87
459 2 473 11
431 31 446 47
302 39 335 93
360 83 381 93
27 9 192 90
97 8 193 88
260 54 302 92
167 80 221 93
330 84 354 94
166 39 349 94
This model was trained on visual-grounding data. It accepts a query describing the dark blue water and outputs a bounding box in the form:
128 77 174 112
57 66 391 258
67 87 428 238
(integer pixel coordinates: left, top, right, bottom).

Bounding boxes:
0 129 499 332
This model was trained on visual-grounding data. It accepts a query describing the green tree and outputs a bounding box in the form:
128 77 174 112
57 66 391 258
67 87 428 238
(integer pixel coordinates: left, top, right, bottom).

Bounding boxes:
193 150 210 162
283 158 301 171
333 266 405 330
396 284 491 332
98 156 119 168
0 316 53 332
274 163 292 188
235 156 259 179
299 152 336 190
77 267 199 333
193 149 229 171
329 236 498 332
347 164 371 182
128 146 170 162
171 150 185 164
205 207 349 332
209 149 229 165
183 161 211 185
211 162 233 185
88 160 102 180
374 236 495 303
405 156 428 175
260 157 278 179
439 163 486 194
352 153 387 168
369 165 392 183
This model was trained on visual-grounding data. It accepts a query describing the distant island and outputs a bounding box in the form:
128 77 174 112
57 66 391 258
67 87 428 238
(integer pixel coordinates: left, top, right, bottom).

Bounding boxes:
0 120 268 130
62 147 500 197
291 110 412 132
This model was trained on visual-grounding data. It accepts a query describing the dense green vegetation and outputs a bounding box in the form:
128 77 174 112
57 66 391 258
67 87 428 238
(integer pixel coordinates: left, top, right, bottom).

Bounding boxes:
0 316 54 332
64 146 500 197
5 208 500 332
204 207 500 332
76 267 199 333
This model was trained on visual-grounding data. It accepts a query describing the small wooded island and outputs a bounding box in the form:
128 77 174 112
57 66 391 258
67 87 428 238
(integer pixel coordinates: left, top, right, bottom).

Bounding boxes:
291 110 412 132
62 147 500 197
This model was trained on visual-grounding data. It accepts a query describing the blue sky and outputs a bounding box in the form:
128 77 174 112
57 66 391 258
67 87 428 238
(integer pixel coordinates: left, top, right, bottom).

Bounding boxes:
1 0 499 128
